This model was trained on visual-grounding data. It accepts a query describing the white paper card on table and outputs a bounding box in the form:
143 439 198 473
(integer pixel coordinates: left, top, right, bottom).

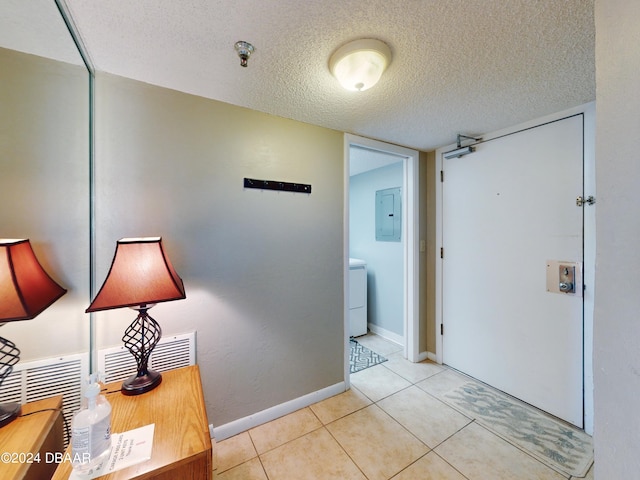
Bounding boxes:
69 423 155 479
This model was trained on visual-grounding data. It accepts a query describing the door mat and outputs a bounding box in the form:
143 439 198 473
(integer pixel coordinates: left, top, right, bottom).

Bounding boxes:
349 339 387 374
443 382 593 477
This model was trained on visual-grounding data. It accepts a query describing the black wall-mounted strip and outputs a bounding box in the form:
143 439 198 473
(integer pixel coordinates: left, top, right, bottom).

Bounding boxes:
244 178 312 194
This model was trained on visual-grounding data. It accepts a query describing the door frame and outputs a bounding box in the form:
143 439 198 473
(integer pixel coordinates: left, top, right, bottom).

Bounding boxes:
343 134 421 386
434 102 595 434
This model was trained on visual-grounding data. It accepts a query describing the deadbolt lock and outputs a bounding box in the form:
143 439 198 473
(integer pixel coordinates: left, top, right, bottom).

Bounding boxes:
558 265 576 294
546 260 582 296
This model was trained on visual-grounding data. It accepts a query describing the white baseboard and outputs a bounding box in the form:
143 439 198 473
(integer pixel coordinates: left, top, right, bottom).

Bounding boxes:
367 323 404 346
414 351 430 363
366 324 434 364
211 381 346 441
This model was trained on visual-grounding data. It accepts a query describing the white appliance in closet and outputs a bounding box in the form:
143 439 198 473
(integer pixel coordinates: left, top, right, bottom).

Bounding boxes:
349 258 367 337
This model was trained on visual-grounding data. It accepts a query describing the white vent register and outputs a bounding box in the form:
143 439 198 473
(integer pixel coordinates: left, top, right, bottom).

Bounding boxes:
98 332 196 384
0 353 88 445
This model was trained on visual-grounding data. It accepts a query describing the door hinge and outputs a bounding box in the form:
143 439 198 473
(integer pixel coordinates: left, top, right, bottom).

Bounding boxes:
576 195 595 207
440 247 444 259
440 323 444 335
440 170 444 182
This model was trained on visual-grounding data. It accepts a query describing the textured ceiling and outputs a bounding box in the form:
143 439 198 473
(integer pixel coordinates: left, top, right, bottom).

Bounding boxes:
9 0 596 152
0 0 84 65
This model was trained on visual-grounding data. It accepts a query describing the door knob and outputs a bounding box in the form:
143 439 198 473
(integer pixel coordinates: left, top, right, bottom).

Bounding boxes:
559 282 574 293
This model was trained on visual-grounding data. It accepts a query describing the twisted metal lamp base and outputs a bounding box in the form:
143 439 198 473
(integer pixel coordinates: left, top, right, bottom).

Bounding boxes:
0 402 21 428
121 308 162 396
0 336 21 427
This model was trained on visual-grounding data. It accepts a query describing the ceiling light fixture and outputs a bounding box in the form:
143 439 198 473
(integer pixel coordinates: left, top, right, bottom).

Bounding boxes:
329 39 391 92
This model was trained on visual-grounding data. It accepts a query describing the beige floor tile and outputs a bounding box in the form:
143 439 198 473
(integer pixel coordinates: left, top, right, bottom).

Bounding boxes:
260 427 367 480
350 363 412 402
416 367 476 398
214 334 584 480
391 452 468 480
249 407 322 454
212 438 218 471
310 386 372 424
215 432 257 473
327 404 429 480
354 333 403 357
378 385 472 448
583 463 594 479
382 354 445 383
435 423 566 480
215 457 268 480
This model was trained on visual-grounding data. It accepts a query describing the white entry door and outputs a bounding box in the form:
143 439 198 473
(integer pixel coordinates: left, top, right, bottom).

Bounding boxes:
442 114 584 427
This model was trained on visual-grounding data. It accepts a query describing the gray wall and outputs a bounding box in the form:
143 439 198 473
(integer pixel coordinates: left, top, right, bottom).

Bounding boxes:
349 162 404 337
594 0 640 476
0 47 90 360
93 72 345 429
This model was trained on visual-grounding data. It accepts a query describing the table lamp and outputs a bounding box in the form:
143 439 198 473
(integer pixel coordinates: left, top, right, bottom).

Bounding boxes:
86 237 185 395
0 239 67 427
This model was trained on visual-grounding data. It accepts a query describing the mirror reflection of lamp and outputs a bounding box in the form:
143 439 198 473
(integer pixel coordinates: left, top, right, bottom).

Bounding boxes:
0 239 67 428
86 237 185 396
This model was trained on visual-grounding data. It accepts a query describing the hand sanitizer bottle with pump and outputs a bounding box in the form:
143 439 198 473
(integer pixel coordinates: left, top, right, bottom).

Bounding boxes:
71 373 112 475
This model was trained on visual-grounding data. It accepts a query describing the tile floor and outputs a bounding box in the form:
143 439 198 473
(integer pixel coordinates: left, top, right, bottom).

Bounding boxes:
212 333 594 480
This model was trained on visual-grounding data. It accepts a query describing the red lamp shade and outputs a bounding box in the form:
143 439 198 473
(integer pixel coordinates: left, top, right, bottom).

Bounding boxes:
0 239 67 322
86 237 185 312
0 239 66 427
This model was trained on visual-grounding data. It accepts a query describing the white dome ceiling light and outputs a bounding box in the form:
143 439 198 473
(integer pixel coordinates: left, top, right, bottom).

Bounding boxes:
329 38 392 92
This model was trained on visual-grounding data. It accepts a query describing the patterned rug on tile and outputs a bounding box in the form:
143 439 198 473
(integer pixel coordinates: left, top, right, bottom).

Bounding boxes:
349 339 387 374
443 382 593 477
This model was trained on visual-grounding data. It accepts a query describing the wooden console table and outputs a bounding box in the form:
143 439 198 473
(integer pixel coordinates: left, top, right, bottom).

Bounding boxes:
52 365 212 480
0 395 64 480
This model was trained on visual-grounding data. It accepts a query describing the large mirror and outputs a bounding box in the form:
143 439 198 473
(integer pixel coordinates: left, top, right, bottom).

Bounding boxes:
0 0 90 363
